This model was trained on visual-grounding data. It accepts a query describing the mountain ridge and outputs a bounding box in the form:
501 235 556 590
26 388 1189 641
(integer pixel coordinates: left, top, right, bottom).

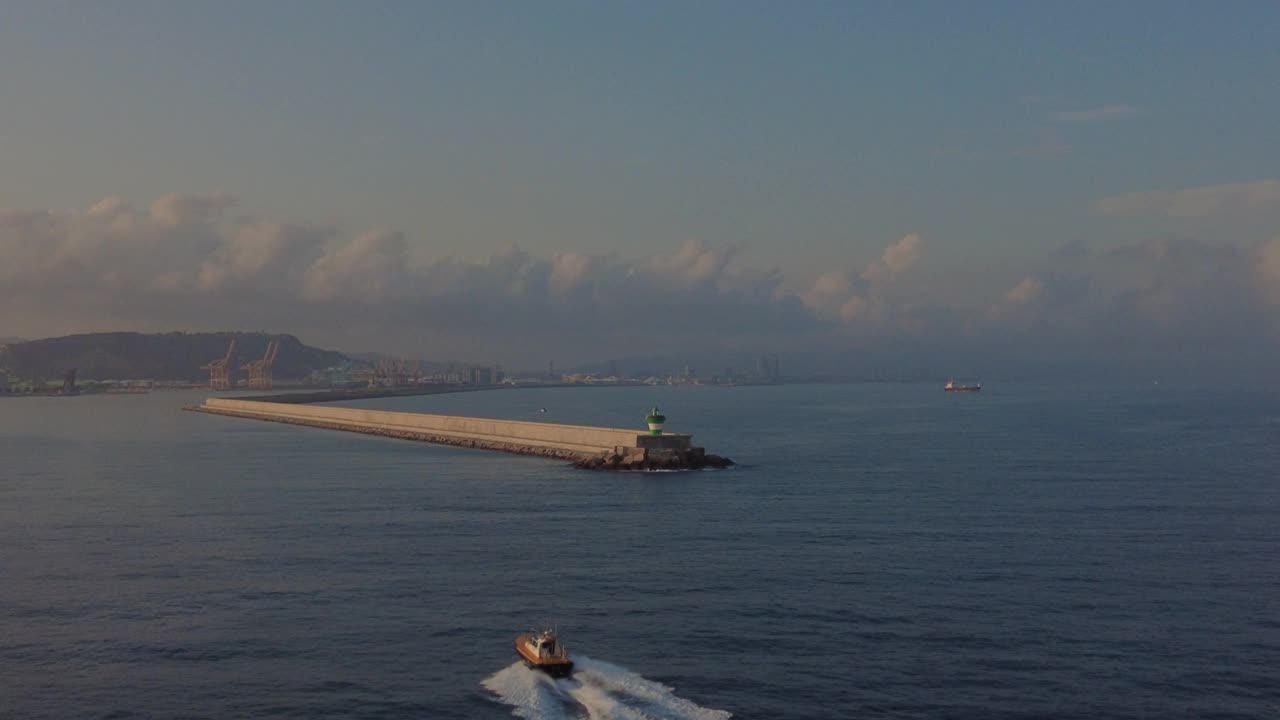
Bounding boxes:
0 331 349 381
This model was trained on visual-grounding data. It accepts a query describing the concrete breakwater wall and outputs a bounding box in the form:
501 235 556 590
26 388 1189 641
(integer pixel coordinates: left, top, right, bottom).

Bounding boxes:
246 384 501 405
187 398 732 470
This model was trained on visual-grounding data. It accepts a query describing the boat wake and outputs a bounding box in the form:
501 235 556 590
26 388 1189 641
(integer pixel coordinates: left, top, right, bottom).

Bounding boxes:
482 656 731 720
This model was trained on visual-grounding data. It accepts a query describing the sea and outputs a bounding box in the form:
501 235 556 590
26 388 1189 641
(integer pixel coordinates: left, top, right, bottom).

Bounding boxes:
1 383 1278 719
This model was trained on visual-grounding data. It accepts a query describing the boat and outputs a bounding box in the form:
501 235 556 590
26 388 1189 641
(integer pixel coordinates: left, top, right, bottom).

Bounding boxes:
945 379 981 393
515 628 574 678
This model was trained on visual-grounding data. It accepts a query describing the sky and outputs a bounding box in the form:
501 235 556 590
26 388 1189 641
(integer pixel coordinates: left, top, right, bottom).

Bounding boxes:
1 2 1279 377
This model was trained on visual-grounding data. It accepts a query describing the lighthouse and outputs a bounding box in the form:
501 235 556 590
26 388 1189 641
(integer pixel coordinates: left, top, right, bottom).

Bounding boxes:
644 407 666 436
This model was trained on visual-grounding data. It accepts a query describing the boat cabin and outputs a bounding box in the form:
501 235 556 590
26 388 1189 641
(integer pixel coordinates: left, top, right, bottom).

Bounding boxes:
528 630 565 658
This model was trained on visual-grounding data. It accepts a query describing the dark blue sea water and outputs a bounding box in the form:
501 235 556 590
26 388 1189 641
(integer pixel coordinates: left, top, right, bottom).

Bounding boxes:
2 383 1279 719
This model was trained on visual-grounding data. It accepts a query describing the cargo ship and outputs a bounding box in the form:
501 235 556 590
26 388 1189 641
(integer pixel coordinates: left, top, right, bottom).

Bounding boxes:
515 628 574 678
945 379 981 393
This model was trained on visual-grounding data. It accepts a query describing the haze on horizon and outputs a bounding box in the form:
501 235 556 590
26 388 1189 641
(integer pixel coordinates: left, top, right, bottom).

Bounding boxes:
2 2 1279 379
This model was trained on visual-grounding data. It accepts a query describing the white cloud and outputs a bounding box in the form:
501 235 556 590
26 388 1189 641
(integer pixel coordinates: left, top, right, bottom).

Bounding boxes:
862 233 922 284
988 276 1043 315
1021 236 1262 336
647 238 739 290
801 234 923 328
547 252 600 297
800 270 853 316
1094 179 1280 217
0 194 828 361
1 193 1279 377
302 230 411 302
1003 277 1044 305
838 295 872 323
148 191 234 227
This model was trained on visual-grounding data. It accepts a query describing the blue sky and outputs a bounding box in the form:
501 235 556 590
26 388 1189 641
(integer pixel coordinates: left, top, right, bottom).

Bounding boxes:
2 2 1279 374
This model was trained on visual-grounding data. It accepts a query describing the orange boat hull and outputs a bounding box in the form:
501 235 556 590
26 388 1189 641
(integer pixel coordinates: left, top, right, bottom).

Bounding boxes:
515 635 574 678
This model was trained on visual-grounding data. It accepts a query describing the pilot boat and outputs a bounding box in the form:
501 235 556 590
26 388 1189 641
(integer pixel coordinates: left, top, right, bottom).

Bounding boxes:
945 379 981 393
515 628 574 677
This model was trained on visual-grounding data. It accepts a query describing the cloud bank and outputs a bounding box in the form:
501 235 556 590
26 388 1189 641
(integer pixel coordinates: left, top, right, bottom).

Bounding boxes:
1 192 1278 379
1094 179 1280 217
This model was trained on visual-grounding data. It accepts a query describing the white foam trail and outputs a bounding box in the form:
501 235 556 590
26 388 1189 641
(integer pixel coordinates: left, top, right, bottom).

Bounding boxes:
563 680 650 720
482 656 731 720
481 662 572 720
570 656 732 720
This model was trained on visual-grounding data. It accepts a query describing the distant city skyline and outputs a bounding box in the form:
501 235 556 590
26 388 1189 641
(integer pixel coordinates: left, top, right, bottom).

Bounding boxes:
2 2 1279 377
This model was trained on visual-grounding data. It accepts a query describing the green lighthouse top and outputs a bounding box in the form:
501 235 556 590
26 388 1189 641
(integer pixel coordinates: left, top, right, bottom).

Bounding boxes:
645 407 666 434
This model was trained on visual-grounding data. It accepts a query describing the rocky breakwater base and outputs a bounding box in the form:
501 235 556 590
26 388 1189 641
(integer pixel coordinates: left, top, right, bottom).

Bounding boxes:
574 434 734 471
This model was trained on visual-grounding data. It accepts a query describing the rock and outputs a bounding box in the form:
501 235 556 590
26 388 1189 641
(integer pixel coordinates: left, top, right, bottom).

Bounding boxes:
703 454 734 468
571 446 734 471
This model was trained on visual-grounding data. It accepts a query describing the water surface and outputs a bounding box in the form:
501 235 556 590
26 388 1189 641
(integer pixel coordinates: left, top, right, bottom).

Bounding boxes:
2 383 1278 718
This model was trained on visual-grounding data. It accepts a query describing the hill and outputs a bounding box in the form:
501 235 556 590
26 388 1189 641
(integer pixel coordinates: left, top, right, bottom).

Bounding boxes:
0 332 349 382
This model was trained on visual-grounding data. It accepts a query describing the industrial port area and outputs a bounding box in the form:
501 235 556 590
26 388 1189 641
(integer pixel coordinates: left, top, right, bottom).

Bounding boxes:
0 332 784 397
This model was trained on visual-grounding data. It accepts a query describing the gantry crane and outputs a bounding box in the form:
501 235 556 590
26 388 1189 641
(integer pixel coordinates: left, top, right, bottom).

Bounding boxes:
353 362 384 388
242 338 280 390
201 339 236 390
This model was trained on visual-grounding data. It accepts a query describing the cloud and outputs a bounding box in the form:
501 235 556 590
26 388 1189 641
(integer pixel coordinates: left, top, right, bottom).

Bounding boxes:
1 192 1278 378
960 235 1280 379
1100 237 1262 336
861 233 921 283
0 193 227 290
800 233 924 327
302 230 412 302
149 191 235 227
988 277 1045 321
992 236 1265 338
1054 104 1139 123
1094 179 1280 217
985 272 1093 334
199 222 335 292
1258 236 1280 306
799 270 854 316
1003 277 1044 305
0 194 832 363
548 252 601 297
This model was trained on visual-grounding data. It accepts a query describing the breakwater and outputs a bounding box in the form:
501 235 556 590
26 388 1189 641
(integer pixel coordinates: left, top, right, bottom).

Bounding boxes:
186 398 732 470
247 383 514 404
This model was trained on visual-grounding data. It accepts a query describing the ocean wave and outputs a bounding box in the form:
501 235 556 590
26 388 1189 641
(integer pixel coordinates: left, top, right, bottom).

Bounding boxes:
482 656 731 720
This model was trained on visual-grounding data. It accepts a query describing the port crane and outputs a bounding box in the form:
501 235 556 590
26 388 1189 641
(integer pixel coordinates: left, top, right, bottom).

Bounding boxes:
353 355 410 388
201 339 236 390
242 339 280 390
